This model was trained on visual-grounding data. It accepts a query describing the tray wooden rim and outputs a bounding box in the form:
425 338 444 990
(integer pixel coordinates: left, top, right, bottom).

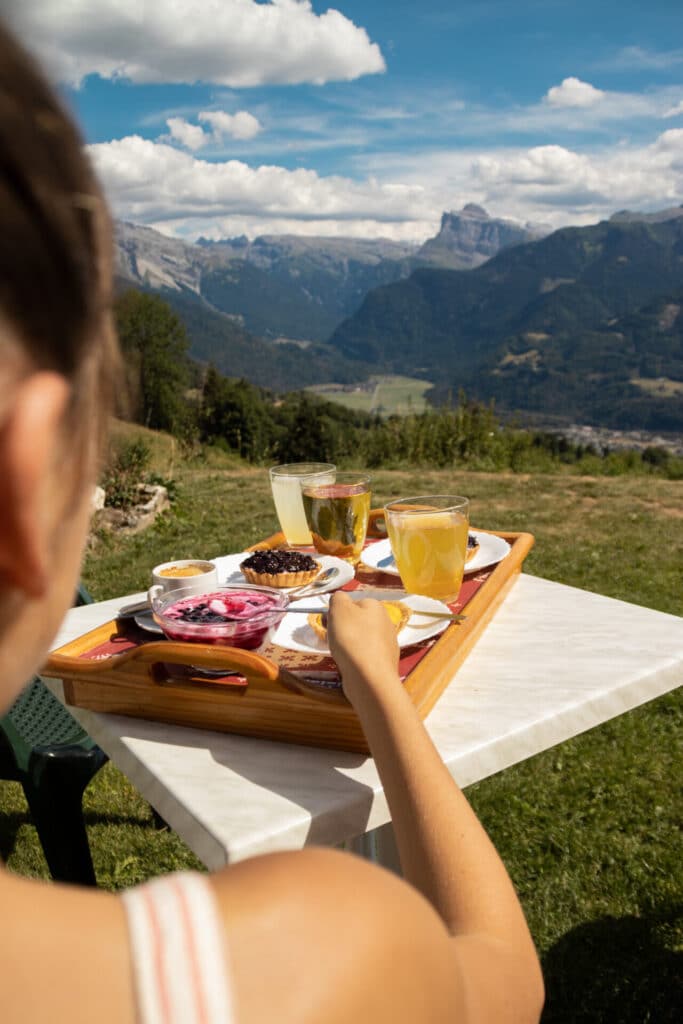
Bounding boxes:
42 526 534 752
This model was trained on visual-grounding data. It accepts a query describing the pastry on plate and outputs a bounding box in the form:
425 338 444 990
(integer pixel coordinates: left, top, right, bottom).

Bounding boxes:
240 549 321 588
308 600 410 644
466 533 480 563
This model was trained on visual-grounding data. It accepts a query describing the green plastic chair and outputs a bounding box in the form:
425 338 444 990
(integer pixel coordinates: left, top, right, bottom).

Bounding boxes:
0 584 108 885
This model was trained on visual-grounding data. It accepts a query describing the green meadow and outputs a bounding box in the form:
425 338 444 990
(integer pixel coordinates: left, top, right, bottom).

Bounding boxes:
308 375 432 416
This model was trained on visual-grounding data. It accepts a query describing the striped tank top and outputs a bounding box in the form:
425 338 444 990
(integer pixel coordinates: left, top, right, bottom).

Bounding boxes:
123 872 234 1024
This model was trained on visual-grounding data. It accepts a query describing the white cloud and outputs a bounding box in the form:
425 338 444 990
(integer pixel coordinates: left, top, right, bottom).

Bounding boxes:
164 110 263 151
440 83 683 141
200 110 262 141
653 128 683 160
7 0 385 87
663 100 683 119
473 145 592 188
155 215 431 244
545 77 605 109
88 129 683 242
166 118 208 151
89 136 431 237
473 134 683 221
600 46 683 72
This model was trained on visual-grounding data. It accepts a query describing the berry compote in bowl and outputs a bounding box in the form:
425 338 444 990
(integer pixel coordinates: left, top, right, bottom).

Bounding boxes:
150 585 289 650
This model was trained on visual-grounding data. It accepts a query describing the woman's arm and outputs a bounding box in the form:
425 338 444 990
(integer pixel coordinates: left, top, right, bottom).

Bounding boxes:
214 593 543 1023
326 592 544 1023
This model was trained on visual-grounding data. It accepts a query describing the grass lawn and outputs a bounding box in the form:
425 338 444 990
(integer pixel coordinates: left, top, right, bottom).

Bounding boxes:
2 449 681 1022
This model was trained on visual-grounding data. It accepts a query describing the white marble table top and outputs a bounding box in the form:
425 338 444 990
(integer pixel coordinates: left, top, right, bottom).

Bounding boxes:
46 574 683 870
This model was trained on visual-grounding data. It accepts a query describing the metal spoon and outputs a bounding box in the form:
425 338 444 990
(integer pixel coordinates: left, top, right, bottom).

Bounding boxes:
287 567 340 599
408 611 467 623
285 605 466 622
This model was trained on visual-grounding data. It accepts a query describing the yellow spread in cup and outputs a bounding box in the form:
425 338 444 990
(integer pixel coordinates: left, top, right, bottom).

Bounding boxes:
158 564 209 578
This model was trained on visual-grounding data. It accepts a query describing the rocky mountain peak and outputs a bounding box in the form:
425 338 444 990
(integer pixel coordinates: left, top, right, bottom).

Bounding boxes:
460 203 489 219
417 205 547 270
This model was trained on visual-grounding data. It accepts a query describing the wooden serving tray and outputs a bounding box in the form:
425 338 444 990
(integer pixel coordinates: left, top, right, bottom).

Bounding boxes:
43 518 534 753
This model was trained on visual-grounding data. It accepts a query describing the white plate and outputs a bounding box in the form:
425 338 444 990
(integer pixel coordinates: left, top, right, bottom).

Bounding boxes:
361 530 511 577
211 552 355 594
133 610 163 635
272 591 452 655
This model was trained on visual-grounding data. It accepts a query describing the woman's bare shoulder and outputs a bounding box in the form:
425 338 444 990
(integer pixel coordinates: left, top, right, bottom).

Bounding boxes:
1 850 528 1024
209 848 467 1024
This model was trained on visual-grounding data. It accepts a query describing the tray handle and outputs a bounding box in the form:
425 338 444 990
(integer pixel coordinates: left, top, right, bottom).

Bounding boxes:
45 638 350 705
46 640 280 680
367 508 387 538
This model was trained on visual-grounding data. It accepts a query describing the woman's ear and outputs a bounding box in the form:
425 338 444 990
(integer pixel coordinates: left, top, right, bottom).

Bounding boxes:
0 372 70 598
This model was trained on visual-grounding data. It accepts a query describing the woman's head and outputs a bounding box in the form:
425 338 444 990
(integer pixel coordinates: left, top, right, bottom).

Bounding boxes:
0 19 117 458
0 21 118 703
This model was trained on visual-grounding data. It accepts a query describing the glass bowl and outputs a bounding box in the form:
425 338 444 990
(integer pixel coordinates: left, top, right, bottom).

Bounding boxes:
150 585 289 650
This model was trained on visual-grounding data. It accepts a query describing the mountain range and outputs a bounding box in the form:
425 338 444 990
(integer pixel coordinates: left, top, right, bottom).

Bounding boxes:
115 204 543 343
328 210 683 431
115 205 683 431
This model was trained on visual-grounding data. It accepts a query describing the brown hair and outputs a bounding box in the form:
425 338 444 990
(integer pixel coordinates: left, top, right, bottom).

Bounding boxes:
0 20 118 458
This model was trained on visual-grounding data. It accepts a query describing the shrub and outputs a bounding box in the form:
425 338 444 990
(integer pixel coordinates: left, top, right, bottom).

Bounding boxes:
101 438 152 509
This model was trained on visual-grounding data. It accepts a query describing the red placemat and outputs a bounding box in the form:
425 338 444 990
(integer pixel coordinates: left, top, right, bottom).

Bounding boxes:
270 558 493 685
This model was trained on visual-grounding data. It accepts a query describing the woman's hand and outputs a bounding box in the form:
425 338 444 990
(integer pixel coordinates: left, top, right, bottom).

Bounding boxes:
326 592 401 706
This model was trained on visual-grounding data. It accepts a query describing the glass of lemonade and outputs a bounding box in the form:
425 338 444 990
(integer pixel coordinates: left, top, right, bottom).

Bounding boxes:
269 463 336 546
302 472 371 564
384 495 470 602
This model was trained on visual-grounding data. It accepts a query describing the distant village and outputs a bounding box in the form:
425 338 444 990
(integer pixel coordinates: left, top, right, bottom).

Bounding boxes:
542 423 683 458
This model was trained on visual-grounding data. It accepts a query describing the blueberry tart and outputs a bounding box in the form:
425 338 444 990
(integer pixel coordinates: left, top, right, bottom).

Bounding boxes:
240 549 321 588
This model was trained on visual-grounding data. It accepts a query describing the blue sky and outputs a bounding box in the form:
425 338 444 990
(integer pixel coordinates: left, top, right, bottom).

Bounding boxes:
7 0 683 241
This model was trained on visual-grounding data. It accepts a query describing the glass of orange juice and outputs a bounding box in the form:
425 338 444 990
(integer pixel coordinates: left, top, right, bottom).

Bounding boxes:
384 495 470 602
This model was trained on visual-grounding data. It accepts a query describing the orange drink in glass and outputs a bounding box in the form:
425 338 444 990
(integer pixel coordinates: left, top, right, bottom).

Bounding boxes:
384 496 470 602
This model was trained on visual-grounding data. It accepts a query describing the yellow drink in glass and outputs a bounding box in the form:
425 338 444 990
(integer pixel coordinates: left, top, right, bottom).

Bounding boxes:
385 497 470 602
269 463 335 546
302 474 371 564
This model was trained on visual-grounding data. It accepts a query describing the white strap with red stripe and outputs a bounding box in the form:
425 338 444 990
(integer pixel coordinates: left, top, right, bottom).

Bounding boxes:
123 872 234 1024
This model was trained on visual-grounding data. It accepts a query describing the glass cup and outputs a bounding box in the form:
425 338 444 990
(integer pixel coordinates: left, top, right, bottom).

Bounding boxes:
384 495 470 602
302 472 371 564
269 463 336 547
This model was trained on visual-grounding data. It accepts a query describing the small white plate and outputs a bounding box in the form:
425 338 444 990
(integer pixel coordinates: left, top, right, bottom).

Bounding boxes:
133 610 164 635
361 530 511 577
273 591 452 655
211 552 355 594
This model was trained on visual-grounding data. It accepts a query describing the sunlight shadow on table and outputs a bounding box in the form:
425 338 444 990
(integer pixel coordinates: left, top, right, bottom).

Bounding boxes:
204 734 377 852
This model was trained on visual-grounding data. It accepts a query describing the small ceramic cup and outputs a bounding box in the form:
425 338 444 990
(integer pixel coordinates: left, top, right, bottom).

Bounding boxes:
151 559 218 596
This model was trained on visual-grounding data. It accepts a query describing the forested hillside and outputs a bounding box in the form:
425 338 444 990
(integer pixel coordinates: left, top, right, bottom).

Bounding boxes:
329 216 683 430
111 288 683 480
159 287 369 391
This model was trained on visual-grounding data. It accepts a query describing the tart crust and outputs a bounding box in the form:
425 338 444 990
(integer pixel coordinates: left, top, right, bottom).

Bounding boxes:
465 534 480 563
308 600 410 644
241 566 320 588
